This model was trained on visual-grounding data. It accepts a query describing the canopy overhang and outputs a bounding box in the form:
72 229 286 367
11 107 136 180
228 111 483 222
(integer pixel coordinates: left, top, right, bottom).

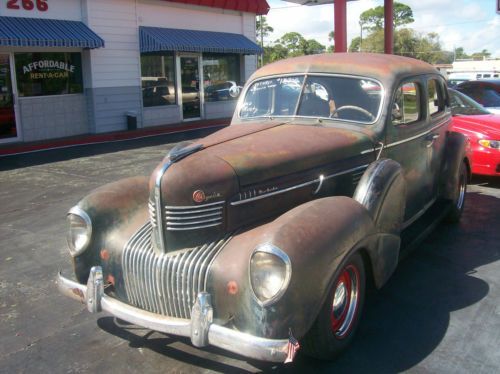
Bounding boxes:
0 16 104 49
140 26 263 54
164 0 269 15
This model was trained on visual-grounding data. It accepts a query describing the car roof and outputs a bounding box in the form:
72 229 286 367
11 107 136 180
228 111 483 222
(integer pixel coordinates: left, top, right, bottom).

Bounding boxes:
250 53 439 85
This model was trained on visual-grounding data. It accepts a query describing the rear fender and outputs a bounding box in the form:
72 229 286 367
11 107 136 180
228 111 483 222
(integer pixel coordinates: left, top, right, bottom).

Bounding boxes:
208 196 377 339
440 131 470 201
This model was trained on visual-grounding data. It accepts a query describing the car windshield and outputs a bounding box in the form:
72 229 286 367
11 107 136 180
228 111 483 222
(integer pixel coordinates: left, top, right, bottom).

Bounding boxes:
239 75 382 124
449 89 491 116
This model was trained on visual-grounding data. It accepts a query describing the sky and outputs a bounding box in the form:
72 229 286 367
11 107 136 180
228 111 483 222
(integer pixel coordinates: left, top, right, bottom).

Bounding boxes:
265 0 500 58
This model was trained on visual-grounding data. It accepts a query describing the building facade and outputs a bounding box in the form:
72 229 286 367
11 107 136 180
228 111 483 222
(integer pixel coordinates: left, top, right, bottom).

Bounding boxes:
0 0 267 144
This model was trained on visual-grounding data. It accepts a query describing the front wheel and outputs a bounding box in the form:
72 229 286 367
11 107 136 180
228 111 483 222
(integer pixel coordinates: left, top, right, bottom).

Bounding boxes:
446 161 467 223
301 252 366 360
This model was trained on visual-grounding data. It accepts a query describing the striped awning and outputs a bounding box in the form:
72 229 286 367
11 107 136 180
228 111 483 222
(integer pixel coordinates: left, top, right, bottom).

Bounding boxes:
0 16 104 49
139 26 262 55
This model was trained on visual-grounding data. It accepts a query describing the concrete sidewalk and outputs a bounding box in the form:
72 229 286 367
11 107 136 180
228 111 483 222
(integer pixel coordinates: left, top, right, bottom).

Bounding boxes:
0 118 230 157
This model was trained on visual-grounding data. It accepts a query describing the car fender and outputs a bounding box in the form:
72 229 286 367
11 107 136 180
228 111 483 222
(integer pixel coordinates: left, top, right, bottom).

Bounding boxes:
72 176 149 283
353 158 406 288
440 131 470 201
208 196 378 339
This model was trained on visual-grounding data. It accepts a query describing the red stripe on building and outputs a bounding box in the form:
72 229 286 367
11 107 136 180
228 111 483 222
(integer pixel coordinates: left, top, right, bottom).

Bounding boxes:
164 0 269 15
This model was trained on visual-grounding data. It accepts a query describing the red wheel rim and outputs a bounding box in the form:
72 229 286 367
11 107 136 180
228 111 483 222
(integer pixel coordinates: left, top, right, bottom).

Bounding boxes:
330 264 360 339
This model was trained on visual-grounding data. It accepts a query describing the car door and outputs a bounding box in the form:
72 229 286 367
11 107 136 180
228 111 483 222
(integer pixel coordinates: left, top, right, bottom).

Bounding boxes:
380 78 435 224
425 76 450 199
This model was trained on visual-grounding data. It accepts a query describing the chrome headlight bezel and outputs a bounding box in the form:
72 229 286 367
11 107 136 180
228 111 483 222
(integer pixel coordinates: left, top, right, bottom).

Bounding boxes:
66 206 92 257
249 243 292 307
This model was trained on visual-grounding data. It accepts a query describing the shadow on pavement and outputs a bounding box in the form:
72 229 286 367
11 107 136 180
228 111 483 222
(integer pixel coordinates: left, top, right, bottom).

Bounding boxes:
0 127 221 172
96 192 499 374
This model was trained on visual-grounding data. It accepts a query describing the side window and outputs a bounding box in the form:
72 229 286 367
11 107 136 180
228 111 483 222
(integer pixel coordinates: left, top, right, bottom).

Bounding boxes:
427 78 445 116
392 82 421 125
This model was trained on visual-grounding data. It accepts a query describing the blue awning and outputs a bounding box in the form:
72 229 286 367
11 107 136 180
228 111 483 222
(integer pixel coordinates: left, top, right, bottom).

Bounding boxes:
139 26 262 55
0 16 104 49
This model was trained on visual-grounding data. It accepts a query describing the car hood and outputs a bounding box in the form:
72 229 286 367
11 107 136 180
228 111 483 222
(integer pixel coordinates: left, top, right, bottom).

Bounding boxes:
451 115 500 139
195 121 375 186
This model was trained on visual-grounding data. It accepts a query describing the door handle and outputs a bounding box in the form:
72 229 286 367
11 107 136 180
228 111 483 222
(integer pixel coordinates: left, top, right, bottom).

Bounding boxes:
425 133 439 148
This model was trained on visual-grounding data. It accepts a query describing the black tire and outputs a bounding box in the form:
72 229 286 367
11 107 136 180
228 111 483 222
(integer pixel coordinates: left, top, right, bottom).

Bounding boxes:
446 161 467 223
301 252 366 360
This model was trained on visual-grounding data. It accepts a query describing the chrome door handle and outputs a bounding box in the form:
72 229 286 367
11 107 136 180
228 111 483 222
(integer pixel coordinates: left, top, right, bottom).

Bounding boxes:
425 133 439 148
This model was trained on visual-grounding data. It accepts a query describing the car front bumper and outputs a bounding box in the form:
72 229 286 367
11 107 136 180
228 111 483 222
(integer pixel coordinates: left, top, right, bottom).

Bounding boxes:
57 266 289 363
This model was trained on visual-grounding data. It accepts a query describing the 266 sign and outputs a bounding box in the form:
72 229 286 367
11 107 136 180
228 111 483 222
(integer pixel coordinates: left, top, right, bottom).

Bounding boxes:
6 0 48 11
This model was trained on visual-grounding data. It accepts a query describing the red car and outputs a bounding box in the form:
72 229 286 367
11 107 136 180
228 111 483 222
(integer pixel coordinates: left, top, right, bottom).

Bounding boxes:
449 89 500 176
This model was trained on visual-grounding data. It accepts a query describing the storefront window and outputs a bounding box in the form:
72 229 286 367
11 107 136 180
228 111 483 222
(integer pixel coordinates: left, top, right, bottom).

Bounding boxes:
15 52 83 97
203 54 241 102
141 53 176 107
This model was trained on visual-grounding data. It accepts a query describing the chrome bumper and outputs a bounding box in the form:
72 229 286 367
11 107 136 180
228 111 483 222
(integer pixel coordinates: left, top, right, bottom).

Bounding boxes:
57 266 289 362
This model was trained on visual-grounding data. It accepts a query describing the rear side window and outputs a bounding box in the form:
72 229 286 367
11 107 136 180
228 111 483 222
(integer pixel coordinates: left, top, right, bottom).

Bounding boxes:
392 82 421 125
427 79 445 116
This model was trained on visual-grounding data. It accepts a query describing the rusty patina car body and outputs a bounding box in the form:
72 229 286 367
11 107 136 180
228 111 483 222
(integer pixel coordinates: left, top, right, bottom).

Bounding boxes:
58 53 470 362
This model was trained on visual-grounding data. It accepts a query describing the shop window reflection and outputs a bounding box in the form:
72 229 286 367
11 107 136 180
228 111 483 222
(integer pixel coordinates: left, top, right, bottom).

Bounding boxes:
141 53 176 107
203 54 241 102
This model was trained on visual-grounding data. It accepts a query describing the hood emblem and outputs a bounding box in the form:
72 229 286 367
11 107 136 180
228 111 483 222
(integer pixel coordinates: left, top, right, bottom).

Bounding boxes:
193 190 206 203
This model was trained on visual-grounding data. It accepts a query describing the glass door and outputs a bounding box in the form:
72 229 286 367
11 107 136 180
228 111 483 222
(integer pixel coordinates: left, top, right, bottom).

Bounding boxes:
180 56 201 120
0 54 17 140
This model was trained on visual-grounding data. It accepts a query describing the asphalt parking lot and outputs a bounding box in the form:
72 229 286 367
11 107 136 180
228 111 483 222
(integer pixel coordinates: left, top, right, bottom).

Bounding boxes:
1 131 499 374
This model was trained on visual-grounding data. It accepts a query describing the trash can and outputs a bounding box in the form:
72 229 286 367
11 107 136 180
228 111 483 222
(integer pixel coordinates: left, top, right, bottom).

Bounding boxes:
126 111 137 130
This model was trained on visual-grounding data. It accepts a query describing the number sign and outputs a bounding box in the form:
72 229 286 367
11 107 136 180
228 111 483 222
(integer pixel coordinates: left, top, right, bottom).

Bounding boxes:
6 0 48 11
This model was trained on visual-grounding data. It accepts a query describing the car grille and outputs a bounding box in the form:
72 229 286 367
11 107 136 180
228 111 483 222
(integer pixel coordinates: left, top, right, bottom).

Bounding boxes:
148 199 224 231
121 222 231 319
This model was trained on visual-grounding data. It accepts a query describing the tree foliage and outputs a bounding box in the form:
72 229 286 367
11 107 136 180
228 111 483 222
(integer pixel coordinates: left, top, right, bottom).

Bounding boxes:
360 2 414 31
256 16 274 43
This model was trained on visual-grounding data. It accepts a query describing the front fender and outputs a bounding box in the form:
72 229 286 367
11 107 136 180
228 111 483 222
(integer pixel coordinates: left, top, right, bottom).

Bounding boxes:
71 176 149 283
208 196 377 340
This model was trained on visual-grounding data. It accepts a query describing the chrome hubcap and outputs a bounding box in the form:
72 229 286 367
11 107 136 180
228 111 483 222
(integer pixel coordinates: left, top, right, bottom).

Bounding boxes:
457 167 466 210
331 264 360 338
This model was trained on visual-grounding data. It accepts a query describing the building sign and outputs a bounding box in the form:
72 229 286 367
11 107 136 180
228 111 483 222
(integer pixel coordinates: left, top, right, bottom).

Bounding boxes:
6 0 48 11
15 52 83 97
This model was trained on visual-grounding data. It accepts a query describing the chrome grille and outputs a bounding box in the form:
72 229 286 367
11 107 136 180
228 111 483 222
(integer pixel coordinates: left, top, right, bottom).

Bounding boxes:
165 201 224 231
122 222 231 318
148 200 157 228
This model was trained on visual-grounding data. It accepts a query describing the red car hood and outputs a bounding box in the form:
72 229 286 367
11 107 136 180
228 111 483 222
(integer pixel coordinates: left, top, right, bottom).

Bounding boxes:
451 114 500 139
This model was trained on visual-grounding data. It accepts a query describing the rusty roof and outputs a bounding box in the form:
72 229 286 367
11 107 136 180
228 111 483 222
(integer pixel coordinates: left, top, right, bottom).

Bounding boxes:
251 53 439 83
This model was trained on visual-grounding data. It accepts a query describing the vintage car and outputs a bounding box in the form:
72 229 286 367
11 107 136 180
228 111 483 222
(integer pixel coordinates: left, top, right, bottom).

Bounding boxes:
58 53 470 363
449 89 500 176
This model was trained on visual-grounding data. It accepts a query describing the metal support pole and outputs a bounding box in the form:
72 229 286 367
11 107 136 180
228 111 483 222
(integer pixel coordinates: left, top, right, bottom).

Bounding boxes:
384 0 394 54
334 0 347 53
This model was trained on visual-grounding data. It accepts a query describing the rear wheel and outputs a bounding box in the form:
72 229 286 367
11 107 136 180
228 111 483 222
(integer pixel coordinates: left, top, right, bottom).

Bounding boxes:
446 161 467 223
302 252 366 360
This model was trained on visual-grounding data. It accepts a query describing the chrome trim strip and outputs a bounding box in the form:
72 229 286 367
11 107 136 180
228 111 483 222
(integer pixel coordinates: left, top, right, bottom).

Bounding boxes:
58 272 288 362
167 217 222 226
360 119 449 155
166 211 222 220
167 222 223 231
165 201 225 210
154 160 173 252
401 197 437 230
231 164 369 206
165 206 223 215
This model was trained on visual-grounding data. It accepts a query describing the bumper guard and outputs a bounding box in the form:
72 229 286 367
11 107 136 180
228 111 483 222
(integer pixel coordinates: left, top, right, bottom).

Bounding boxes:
57 266 289 362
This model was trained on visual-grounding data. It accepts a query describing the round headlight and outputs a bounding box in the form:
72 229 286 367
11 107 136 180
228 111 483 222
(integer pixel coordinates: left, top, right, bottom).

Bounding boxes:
67 206 92 257
250 244 291 306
